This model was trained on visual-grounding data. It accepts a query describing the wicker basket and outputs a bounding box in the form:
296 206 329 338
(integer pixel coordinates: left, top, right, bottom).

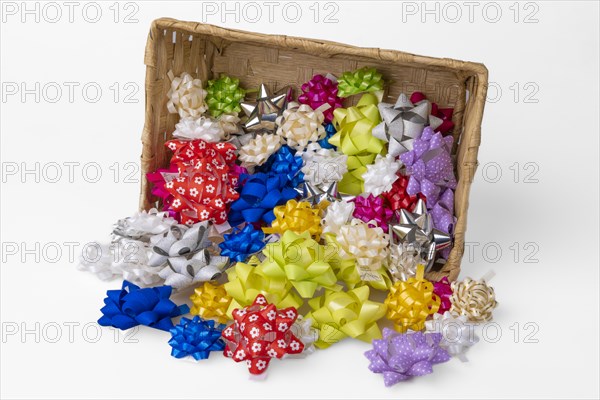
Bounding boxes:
138 18 488 282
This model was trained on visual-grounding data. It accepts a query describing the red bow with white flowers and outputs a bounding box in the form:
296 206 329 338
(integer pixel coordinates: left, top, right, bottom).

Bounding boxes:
221 294 304 375
164 139 240 225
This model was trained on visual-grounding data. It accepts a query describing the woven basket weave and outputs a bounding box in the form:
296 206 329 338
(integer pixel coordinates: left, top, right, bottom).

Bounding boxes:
139 18 488 282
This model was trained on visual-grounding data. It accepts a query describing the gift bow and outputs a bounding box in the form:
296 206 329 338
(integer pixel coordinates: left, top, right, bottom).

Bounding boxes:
221 295 304 375
228 172 297 226
262 200 324 240
206 75 246 117
224 258 303 316
337 67 384 98
298 74 343 122
219 224 266 263
98 280 189 331
257 145 304 188
400 127 456 207
168 316 225 360
190 282 232 324
385 265 440 332
257 230 340 298
351 194 393 233
330 93 384 195
410 91 455 134
324 233 391 291
276 102 328 151
365 329 450 386
166 71 207 118
306 286 387 348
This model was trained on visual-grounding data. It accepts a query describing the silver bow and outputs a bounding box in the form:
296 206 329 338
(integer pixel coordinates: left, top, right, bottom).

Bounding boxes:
241 84 291 132
372 93 433 157
387 199 452 278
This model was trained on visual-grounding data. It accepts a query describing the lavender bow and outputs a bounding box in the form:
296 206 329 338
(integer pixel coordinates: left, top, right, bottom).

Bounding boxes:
401 127 456 207
365 328 450 386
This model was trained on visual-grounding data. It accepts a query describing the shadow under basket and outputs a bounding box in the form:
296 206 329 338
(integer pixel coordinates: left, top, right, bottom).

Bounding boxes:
138 18 488 282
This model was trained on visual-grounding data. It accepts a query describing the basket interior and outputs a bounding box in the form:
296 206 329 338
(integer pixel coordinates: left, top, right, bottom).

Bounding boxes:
141 21 487 281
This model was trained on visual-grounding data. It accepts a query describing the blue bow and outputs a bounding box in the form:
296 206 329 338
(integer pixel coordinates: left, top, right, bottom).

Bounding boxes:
219 224 266 263
228 172 297 225
261 145 304 187
98 280 189 331
318 123 337 149
168 316 225 360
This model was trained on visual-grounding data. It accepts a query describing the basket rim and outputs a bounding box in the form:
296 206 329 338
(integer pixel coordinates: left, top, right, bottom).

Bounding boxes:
149 18 488 79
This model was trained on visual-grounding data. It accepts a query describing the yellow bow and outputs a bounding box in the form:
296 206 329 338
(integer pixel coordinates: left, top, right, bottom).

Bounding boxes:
189 282 232 324
384 265 440 332
262 200 324 240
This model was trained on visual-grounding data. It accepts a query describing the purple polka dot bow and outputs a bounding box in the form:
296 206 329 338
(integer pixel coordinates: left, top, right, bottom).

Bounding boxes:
365 328 450 386
400 127 456 207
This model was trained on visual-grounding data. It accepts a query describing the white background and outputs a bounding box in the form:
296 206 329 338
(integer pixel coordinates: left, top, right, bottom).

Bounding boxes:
1 1 599 398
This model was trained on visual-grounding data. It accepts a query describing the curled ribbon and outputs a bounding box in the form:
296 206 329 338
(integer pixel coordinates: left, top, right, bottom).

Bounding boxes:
169 316 225 360
222 295 304 375
306 286 387 348
384 265 440 332
351 194 394 233
337 67 384 98
450 277 498 322
228 173 297 226
257 230 341 298
190 282 232 324
276 102 328 151
298 74 343 122
167 71 208 119
98 280 189 331
330 93 384 195
206 75 246 118
224 258 303 316
219 224 266 263
262 200 324 241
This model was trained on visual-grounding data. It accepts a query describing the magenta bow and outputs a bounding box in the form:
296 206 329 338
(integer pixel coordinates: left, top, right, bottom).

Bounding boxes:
351 194 393 232
298 74 343 122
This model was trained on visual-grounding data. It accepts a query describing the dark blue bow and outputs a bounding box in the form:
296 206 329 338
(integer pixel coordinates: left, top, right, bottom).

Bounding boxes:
98 281 189 331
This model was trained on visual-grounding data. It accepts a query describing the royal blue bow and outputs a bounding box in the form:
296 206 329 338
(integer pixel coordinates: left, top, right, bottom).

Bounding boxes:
219 224 266 263
318 123 337 149
259 145 304 187
168 316 225 360
98 280 189 331
228 172 297 225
